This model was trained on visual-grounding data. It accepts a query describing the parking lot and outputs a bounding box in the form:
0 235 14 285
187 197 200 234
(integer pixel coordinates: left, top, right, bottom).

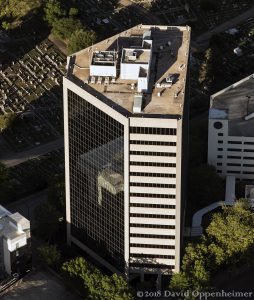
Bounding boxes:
2 270 81 300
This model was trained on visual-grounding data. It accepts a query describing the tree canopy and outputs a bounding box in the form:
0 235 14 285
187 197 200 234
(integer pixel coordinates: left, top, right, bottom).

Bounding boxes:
34 201 61 241
43 0 65 26
0 162 8 184
52 17 82 40
38 244 61 267
189 164 224 210
67 29 96 54
170 201 254 291
69 7 78 17
198 41 223 87
199 0 216 11
62 257 134 300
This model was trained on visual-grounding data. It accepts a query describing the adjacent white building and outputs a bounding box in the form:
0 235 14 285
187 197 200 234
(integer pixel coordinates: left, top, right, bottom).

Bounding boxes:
208 74 254 180
0 205 31 279
63 25 190 280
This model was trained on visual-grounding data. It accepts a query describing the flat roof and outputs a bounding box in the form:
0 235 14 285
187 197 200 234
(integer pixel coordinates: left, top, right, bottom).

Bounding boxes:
210 74 254 136
66 25 191 116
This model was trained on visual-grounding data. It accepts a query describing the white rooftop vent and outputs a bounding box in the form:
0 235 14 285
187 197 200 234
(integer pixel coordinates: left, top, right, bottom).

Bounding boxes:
133 94 143 113
97 76 102 84
166 75 173 83
104 77 109 85
128 51 137 61
179 64 186 70
91 76 96 84
143 30 152 40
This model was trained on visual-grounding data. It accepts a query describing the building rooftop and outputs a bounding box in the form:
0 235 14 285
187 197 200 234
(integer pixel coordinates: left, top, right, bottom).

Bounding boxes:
209 74 254 136
66 25 191 116
0 206 29 241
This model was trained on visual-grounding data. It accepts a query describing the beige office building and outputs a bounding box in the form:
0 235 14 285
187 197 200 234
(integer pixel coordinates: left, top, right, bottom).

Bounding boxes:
63 25 190 280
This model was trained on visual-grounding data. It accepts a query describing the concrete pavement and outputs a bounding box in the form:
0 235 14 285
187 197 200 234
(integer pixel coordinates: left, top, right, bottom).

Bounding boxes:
120 0 161 25
1 270 80 300
0 136 64 168
195 7 254 45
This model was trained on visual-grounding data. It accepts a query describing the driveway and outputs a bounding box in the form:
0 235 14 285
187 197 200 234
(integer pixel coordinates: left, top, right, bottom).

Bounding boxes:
195 7 254 45
2 270 81 300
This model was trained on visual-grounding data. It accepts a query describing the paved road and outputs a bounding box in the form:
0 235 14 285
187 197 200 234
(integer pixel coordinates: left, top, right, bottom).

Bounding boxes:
0 136 64 167
120 0 161 25
195 7 254 45
48 33 68 55
6 189 48 229
2 270 80 300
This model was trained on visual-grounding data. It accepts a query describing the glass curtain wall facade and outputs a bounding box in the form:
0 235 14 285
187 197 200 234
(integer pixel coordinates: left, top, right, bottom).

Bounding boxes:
67 90 125 271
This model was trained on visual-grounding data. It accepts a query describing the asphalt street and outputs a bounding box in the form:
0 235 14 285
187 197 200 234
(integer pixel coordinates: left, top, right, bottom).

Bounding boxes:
0 136 63 168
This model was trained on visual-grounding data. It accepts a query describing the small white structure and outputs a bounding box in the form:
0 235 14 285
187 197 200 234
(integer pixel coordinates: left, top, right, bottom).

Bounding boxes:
225 28 239 35
0 206 31 278
120 35 152 92
90 51 117 77
233 47 243 56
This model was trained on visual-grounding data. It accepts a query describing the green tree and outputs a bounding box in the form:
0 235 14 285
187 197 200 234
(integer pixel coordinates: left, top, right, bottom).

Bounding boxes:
170 202 254 291
67 29 96 54
182 242 211 290
169 272 191 291
38 244 61 267
249 27 254 37
206 201 254 265
62 257 134 299
48 177 65 212
0 162 8 184
52 17 82 40
198 43 223 86
199 0 216 11
34 202 61 241
69 7 78 17
1 21 11 30
189 164 224 210
43 0 65 26
198 48 212 84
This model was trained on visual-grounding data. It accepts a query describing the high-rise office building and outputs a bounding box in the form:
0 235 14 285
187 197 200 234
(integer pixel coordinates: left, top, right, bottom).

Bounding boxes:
63 25 190 279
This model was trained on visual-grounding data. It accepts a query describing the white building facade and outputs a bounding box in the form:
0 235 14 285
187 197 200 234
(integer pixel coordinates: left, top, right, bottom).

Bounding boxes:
208 74 254 181
64 25 190 279
0 205 31 279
